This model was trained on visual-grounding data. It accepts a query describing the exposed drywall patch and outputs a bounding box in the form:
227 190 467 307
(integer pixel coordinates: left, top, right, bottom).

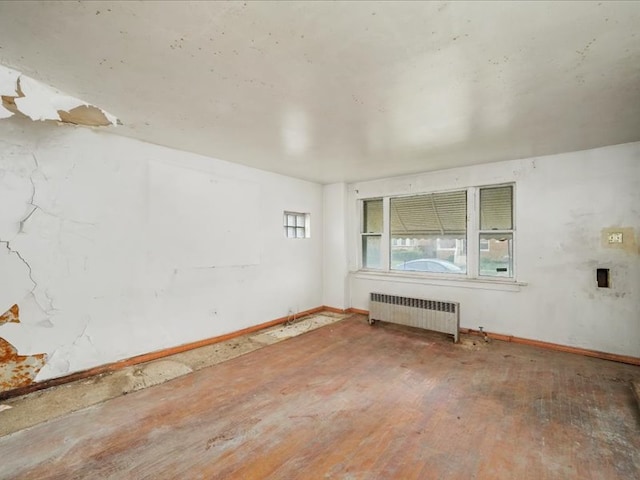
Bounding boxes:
0 337 46 392
57 105 112 127
0 305 20 325
0 66 20 119
0 64 119 127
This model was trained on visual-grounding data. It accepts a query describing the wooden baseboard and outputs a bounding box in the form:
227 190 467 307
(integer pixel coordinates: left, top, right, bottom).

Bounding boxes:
0 305 327 401
460 328 640 366
6 305 633 401
339 309 639 365
346 307 369 315
322 305 348 314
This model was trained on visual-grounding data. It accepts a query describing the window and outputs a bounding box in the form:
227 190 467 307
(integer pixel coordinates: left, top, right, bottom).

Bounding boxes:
479 185 513 277
361 199 382 268
437 238 457 250
358 184 515 280
284 211 310 238
390 191 467 274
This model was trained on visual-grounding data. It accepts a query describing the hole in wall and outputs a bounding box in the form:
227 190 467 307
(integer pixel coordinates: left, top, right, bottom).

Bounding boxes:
596 268 610 288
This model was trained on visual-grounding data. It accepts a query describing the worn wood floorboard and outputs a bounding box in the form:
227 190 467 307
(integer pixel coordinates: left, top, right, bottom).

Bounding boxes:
1 315 639 479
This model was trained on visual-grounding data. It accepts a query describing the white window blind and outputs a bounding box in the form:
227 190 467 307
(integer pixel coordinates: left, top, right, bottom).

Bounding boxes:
480 186 513 230
390 191 467 236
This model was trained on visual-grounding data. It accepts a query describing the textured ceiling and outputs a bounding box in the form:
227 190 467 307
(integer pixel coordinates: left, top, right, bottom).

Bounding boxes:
0 1 638 183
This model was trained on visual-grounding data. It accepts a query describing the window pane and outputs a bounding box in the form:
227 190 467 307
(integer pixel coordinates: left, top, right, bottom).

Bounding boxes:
479 233 513 277
287 214 296 226
480 186 513 230
296 215 305 227
296 227 305 238
363 199 383 233
390 191 466 236
362 235 381 269
391 235 466 274
287 226 295 238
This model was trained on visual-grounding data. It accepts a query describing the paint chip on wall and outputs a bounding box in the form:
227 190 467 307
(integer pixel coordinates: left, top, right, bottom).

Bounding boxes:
0 337 47 392
0 64 119 127
0 305 20 325
0 304 47 393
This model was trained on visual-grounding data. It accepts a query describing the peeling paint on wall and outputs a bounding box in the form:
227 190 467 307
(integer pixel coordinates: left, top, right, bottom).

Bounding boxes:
0 305 20 325
0 305 47 392
57 105 113 127
0 337 46 392
0 117 323 382
0 64 119 127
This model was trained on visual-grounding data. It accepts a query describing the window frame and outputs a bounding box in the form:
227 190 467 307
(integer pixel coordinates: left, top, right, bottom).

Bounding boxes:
360 198 385 269
357 183 516 282
477 184 516 279
284 211 310 239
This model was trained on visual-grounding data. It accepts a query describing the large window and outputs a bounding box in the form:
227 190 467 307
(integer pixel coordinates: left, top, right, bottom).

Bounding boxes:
359 184 515 279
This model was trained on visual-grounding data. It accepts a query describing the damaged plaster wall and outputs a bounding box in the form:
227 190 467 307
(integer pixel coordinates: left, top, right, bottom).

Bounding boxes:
0 64 118 126
347 142 640 357
0 117 323 383
0 304 46 390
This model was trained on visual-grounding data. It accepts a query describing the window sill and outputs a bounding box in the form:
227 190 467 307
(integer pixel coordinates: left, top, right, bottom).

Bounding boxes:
350 270 526 292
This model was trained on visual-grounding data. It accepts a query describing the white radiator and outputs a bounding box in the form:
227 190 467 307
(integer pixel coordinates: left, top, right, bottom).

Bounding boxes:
369 293 459 343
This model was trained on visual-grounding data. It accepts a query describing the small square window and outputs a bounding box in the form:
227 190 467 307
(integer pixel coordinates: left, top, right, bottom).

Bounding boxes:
284 211 310 238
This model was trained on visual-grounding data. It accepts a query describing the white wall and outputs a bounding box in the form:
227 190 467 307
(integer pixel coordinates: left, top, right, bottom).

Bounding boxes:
0 117 323 380
322 183 349 309
347 142 640 357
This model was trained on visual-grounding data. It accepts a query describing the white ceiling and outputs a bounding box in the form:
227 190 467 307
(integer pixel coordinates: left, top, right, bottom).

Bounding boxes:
0 1 638 184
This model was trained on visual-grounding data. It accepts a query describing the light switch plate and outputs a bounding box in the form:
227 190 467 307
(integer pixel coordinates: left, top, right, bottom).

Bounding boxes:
608 232 623 244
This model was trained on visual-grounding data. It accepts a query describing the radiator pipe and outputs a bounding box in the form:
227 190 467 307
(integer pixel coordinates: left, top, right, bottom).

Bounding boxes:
479 326 490 343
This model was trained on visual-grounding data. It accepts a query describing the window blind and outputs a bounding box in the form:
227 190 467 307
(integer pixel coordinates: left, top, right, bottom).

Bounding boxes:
390 191 467 236
480 186 513 230
363 199 383 233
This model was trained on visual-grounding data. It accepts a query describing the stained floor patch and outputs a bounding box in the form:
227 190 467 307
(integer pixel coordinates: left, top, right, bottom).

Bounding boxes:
0 312 350 436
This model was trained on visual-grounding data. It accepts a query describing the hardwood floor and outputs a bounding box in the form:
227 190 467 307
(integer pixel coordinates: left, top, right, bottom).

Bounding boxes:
1 315 639 479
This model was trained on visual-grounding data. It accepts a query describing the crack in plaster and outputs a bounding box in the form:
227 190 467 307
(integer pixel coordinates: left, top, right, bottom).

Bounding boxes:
21 154 97 230
1 152 98 317
0 154 53 315
0 242 52 317
17 154 38 235
72 320 94 348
